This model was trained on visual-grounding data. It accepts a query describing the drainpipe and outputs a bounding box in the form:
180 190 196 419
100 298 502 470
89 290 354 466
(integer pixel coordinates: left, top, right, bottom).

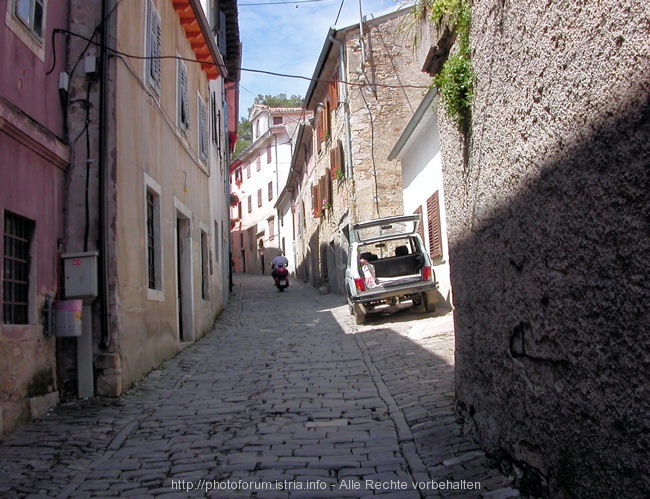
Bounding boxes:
98 0 110 350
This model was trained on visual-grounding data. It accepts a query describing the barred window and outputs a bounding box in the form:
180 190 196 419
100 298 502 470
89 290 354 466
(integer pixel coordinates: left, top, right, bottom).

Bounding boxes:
3 212 34 324
145 180 162 294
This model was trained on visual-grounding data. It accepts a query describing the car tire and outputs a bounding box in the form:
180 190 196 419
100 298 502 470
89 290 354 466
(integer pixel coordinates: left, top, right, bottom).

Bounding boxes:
422 291 436 313
353 304 366 325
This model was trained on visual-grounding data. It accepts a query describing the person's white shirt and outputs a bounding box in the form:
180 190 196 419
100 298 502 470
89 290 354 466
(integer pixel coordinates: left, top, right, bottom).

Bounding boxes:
272 254 288 269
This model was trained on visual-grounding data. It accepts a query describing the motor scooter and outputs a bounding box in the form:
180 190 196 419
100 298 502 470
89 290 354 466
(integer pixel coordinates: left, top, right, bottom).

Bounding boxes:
273 265 289 292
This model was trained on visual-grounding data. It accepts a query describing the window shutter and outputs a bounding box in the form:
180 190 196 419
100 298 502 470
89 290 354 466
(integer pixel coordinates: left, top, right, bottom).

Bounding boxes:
426 192 443 258
312 185 320 214
147 1 161 89
414 206 425 243
178 61 190 130
199 98 208 160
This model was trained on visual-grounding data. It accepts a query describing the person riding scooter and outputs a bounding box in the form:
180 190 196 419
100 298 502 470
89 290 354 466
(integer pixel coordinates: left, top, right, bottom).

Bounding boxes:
271 251 289 290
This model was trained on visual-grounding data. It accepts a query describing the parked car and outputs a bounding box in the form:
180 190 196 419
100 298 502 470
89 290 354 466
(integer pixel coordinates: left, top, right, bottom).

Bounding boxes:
344 214 439 324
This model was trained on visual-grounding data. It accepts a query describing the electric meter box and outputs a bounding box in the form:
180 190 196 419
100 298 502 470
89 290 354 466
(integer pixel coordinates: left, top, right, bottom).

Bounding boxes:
62 251 99 298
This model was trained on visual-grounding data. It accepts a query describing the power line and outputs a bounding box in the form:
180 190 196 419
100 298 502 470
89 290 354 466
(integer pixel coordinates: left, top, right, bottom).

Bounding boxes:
239 0 333 5
50 29 431 92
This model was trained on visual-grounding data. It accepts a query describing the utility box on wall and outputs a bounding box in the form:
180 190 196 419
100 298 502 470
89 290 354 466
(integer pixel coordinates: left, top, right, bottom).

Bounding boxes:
62 251 98 299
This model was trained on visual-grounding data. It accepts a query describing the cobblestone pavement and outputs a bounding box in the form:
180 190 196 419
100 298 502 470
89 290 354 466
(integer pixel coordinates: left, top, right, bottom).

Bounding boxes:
0 274 519 498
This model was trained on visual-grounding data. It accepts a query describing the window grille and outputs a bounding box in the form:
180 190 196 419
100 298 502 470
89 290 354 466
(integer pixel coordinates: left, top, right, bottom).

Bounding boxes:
146 190 156 289
3 212 34 324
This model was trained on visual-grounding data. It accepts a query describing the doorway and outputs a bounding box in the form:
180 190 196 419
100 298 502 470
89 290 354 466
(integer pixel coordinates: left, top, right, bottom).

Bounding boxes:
176 213 194 342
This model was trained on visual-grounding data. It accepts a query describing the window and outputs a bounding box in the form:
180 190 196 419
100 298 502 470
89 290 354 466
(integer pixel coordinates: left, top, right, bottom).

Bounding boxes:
273 116 283 125
177 59 190 132
198 96 208 161
247 195 252 213
145 0 161 91
257 189 262 207
14 0 44 38
426 191 443 259
266 144 272 163
268 217 275 240
145 181 162 293
328 67 340 108
330 141 344 180
311 184 320 217
256 156 261 171
268 181 273 201
2 212 34 324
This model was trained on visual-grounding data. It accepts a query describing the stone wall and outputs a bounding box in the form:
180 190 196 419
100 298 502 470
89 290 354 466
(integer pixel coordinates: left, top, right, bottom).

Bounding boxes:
443 1 650 496
346 12 432 222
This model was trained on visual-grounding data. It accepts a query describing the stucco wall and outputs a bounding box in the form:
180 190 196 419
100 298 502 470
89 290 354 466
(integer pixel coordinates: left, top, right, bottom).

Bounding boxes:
443 1 649 496
1 0 69 434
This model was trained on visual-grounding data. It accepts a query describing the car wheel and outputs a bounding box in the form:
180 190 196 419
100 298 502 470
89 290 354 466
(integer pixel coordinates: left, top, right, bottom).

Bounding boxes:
422 291 436 313
353 304 366 325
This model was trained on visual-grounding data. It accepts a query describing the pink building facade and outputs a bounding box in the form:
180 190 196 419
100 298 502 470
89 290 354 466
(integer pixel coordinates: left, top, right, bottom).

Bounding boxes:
0 0 70 435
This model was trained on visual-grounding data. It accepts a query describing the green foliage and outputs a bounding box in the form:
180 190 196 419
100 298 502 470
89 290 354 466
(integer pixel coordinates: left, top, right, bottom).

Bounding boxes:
234 117 253 156
253 93 303 109
433 46 474 131
234 93 304 158
428 0 474 132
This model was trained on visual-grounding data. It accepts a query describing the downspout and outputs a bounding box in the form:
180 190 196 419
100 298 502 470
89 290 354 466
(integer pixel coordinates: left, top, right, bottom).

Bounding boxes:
98 0 111 350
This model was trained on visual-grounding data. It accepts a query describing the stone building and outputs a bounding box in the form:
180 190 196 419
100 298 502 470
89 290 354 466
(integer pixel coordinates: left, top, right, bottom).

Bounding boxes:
289 5 433 293
435 0 650 496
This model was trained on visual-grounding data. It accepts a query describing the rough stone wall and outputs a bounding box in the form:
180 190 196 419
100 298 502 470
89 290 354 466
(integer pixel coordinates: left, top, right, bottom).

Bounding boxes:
443 0 650 496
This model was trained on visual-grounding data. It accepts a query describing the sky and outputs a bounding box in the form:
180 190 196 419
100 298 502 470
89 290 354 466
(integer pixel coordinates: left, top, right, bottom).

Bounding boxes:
236 0 406 118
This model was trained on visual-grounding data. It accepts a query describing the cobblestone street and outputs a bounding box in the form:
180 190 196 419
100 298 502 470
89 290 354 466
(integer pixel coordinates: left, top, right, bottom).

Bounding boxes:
0 274 518 498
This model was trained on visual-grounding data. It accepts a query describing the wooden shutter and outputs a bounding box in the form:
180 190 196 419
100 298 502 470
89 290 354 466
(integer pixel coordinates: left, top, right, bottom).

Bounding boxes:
414 206 425 242
426 191 443 259
312 185 320 213
199 98 208 160
146 1 161 89
178 61 190 130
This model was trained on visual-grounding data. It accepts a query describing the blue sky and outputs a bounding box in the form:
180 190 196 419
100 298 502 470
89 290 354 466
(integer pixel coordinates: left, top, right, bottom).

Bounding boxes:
237 0 404 117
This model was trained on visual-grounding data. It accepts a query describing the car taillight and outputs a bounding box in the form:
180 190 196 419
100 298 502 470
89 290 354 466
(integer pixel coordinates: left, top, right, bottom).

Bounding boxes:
422 266 432 281
354 278 366 292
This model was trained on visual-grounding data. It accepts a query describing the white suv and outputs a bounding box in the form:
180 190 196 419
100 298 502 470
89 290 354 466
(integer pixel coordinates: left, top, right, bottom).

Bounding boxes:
345 214 439 324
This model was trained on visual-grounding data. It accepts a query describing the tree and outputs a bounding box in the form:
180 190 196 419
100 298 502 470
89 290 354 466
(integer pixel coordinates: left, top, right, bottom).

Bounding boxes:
233 93 303 158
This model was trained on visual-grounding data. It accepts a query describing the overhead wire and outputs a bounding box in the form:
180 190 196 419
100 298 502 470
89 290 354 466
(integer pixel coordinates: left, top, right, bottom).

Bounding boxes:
47 28 430 93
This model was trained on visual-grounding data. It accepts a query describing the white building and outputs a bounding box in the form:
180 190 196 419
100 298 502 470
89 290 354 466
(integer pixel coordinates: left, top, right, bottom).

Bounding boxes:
229 106 310 275
388 88 453 309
